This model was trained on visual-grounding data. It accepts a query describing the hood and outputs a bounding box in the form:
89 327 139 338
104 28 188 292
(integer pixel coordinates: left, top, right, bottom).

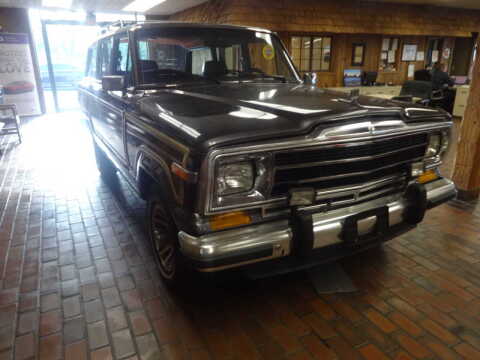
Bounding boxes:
137 83 449 152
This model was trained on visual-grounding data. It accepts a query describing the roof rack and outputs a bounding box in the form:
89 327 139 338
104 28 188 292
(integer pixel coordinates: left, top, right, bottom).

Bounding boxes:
101 20 175 34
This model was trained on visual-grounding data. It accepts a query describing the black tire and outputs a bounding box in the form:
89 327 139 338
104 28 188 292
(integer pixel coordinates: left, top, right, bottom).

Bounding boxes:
147 186 187 286
93 142 116 182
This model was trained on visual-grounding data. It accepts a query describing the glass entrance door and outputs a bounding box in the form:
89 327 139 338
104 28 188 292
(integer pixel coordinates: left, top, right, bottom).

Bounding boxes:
42 22 101 112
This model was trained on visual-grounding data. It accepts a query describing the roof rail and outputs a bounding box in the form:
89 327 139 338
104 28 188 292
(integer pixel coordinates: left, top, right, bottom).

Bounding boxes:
101 20 176 34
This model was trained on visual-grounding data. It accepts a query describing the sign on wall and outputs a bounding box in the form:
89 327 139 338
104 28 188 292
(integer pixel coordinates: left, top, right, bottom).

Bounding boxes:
0 33 41 116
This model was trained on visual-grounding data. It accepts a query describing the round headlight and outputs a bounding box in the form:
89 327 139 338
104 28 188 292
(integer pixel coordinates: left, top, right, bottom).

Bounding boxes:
425 134 441 158
216 162 254 196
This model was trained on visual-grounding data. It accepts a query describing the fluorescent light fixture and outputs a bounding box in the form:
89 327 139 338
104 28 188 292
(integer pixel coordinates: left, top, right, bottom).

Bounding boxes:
123 0 166 12
42 0 73 8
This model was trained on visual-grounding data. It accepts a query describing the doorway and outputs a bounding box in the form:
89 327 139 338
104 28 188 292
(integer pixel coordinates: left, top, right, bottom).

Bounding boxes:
451 37 474 76
41 21 101 112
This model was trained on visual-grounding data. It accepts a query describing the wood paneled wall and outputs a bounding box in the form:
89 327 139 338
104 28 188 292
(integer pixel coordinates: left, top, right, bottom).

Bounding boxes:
170 0 479 87
171 0 480 37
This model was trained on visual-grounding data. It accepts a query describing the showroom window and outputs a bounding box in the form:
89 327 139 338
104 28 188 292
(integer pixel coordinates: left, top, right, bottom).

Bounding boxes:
291 36 332 73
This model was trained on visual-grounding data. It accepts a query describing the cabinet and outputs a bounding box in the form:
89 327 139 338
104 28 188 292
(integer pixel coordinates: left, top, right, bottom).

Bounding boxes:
453 86 470 118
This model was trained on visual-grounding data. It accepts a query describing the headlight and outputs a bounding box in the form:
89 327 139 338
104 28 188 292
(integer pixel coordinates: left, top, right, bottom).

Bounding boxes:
425 134 441 158
209 154 273 212
217 162 254 196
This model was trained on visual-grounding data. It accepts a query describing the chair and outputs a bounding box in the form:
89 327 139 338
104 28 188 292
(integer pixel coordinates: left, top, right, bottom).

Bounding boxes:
203 60 228 78
391 80 443 107
0 104 22 144
414 69 432 82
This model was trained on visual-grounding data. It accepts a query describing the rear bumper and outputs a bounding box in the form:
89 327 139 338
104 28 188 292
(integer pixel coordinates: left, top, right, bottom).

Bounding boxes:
178 178 456 272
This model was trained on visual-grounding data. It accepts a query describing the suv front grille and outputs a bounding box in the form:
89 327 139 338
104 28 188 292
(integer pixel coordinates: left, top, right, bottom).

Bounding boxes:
272 133 428 199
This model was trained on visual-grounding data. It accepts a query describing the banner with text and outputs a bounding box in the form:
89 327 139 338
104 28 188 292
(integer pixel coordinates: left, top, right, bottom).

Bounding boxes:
0 33 41 116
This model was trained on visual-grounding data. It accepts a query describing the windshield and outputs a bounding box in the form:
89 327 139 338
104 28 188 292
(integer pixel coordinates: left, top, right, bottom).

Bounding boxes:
135 27 299 85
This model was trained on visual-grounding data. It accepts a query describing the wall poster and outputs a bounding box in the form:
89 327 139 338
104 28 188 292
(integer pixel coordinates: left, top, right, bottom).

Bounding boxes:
0 33 41 116
402 44 417 61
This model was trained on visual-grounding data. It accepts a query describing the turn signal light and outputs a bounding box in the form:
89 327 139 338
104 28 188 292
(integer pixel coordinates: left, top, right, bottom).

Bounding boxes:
209 211 252 231
417 170 438 184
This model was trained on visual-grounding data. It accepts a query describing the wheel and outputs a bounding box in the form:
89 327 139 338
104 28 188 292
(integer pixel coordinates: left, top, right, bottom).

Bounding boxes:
93 142 116 182
147 187 187 285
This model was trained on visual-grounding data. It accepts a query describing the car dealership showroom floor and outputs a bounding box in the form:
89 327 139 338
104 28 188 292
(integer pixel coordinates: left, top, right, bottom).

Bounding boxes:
0 112 478 359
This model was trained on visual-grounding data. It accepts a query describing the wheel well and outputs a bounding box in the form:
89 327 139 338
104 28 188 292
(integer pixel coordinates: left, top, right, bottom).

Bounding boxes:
138 167 155 200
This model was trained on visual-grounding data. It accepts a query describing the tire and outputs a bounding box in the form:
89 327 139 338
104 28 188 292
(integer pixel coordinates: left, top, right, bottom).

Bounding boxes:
147 186 187 286
93 142 116 183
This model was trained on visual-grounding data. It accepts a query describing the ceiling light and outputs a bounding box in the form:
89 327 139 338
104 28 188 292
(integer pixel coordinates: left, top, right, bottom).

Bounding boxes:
123 0 166 12
42 0 73 8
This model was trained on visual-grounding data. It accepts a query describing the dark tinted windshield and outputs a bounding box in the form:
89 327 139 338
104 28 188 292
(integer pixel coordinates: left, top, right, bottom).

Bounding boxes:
135 27 299 84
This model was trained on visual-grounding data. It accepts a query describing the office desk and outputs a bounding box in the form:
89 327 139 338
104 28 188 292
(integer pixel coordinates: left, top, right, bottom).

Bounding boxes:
327 86 402 98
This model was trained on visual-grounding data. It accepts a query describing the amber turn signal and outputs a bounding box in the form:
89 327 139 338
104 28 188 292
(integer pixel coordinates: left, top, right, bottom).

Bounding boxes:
209 211 252 231
417 170 438 184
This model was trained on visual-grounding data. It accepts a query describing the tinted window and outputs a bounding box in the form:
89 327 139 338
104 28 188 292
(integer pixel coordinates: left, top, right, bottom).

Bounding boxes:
112 34 133 86
98 37 114 77
135 28 298 84
86 43 98 78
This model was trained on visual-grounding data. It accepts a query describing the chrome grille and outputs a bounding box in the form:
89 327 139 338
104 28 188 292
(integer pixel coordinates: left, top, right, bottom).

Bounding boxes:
272 133 428 201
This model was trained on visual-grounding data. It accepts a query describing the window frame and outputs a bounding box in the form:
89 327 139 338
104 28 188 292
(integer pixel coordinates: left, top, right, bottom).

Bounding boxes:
290 35 333 73
86 42 99 79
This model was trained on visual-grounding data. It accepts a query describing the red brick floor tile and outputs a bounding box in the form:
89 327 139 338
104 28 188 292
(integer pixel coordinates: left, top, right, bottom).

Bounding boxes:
454 343 480 359
90 346 113 360
300 334 336 360
358 344 390 360
65 340 88 360
40 310 61 336
14 333 35 360
39 333 62 360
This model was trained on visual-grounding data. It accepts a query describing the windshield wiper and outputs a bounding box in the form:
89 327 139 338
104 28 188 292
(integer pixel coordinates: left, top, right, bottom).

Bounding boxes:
236 70 286 83
140 69 220 84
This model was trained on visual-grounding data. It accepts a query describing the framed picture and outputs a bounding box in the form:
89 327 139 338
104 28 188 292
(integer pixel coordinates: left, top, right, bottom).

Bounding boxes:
402 44 418 61
351 43 365 66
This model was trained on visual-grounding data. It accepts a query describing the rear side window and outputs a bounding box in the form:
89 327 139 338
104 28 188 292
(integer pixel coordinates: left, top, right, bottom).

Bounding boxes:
112 33 133 86
98 36 114 78
86 43 98 78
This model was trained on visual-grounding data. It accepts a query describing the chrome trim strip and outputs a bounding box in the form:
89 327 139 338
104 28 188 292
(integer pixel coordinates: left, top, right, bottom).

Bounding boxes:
275 143 427 170
178 220 293 271
201 121 452 215
277 157 423 184
316 175 403 199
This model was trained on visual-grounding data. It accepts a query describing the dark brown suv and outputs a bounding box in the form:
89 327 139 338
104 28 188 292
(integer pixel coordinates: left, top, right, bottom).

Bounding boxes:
79 21 456 284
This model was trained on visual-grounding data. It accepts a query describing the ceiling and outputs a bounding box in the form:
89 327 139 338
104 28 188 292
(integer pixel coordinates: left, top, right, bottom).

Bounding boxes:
365 0 480 10
0 0 209 15
0 0 479 15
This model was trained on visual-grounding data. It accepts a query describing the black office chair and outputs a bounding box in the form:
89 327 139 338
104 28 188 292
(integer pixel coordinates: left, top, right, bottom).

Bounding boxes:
203 60 228 78
391 80 443 107
139 60 159 83
361 71 378 86
414 69 432 82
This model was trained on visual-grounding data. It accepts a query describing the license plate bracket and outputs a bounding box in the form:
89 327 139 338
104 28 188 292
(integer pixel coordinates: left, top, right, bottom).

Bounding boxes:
342 206 389 243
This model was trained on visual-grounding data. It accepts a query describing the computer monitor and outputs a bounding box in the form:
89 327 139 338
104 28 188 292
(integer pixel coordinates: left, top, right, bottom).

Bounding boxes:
362 71 378 86
344 69 362 87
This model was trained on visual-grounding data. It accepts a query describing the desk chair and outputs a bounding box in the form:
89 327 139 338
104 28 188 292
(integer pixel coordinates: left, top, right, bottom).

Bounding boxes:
0 104 22 144
391 80 444 107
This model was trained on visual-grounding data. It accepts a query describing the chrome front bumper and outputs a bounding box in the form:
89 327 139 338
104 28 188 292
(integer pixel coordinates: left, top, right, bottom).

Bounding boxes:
178 178 456 272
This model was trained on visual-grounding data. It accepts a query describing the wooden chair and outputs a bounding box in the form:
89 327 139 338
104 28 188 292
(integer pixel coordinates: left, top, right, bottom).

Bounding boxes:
0 104 22 144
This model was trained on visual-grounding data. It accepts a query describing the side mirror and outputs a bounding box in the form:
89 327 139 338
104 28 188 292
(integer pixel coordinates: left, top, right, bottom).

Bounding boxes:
102 75 125 92
303 72 317 86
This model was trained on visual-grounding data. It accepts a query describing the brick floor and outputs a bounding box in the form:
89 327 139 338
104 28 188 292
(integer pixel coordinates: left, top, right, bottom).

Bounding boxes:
0 112 479 359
